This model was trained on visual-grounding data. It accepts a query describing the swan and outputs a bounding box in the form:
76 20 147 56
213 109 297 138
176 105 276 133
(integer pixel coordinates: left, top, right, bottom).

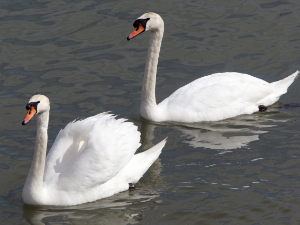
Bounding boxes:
21 94 167 206
127 12 298 123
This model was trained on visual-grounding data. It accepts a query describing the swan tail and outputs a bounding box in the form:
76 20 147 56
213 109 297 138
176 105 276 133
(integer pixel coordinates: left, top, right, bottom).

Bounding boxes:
271 70 299 95
118 138 167 184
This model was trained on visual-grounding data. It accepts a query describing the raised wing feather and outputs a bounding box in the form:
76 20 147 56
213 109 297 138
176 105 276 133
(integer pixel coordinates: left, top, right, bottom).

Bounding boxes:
44 113 141 191
44 113 103 186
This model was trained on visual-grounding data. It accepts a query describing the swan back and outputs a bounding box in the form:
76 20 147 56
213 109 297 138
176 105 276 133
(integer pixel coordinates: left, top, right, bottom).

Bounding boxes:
157 73 275 122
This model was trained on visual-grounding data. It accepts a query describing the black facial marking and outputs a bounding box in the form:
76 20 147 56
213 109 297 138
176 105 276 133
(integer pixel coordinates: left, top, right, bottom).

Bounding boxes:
25 101 40 112
133 18 150 29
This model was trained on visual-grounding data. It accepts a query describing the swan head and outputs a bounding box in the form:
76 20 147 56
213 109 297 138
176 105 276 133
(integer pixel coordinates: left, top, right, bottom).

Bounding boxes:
127 12 164 40
22 94 50 125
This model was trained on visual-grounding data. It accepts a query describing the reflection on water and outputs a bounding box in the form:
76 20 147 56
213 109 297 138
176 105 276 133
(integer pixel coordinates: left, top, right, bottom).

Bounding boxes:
179 113 281 152
139 121 166 188
22 190 159 225
139 110 286 152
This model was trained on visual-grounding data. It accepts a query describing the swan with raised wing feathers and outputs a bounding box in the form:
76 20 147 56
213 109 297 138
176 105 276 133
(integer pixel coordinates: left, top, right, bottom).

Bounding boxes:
21 94 166 206
127 12 298 123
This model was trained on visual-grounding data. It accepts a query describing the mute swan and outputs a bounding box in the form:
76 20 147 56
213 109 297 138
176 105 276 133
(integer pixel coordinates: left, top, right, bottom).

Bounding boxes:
127 12 298 123
21 94 167 206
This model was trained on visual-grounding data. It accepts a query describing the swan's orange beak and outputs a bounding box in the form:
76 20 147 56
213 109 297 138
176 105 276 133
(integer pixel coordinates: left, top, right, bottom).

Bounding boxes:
127 23 145 40
22 106 37 125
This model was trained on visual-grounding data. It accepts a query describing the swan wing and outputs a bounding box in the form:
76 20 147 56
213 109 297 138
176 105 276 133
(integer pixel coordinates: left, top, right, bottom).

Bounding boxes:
44 113 141 191
158 72 275 122
44 113 103 185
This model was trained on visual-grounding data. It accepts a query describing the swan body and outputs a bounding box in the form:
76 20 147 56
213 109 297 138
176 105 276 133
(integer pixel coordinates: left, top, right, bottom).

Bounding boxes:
21 94 166 206
127 12 298 123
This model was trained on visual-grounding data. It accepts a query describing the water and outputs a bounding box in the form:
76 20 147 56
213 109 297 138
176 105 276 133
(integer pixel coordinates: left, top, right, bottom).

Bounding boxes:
1 0 300 224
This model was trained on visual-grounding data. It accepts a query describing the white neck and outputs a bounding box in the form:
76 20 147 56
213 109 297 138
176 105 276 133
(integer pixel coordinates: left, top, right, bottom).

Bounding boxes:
140 27 164 119
23 111 49 202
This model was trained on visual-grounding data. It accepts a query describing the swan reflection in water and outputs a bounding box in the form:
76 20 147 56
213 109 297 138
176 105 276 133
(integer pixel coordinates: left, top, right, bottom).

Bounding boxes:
22 189 159 225
138 108 289 154
178 111 288 153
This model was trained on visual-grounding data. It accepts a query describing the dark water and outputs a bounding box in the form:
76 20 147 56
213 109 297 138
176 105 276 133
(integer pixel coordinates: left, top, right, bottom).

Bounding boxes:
1 0 300 224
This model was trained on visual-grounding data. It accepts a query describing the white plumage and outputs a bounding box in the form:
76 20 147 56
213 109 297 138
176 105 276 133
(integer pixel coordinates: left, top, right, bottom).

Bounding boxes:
158 71 298 122
22 94 166 206
128 12 298 123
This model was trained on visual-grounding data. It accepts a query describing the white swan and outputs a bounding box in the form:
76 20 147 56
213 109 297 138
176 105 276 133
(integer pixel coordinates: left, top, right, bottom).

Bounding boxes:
127 12 298 123
21 94 166 206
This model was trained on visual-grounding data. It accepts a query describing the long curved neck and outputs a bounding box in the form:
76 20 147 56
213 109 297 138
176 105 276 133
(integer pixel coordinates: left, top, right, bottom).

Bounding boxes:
24 112 49 194
141 27 164 111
